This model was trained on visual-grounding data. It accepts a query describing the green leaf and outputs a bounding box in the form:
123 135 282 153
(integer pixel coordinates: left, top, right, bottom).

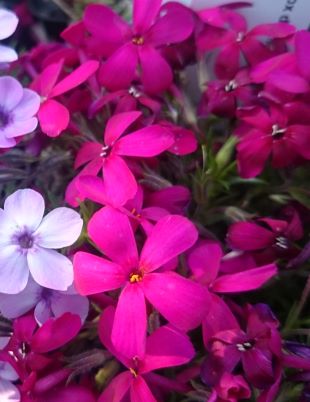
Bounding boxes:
288 187 310 209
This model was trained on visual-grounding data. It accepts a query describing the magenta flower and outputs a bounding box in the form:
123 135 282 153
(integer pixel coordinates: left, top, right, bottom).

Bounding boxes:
227 212 303 261
236 103 310 177
74 182 170 235
31 59 99 137
83 1 194 94
251 31 310 94
199 69 255 118
187 239 277 347
202 304 282 388
74 207 209 358
98 306 195 402
0 189 83 294
198 7 295 78
89 85 162 117
0 9 18 63
68 111 174 207
0 278 89 325
7 313 81 373
187 239 277 293
0 76 40 148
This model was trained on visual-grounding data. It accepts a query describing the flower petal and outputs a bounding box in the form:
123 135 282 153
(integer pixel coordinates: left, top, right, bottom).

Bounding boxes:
0 278 39 318
140 215 198 272
38 99 70 137
88 206 138 269
146 3 194 46
51 293 89 324
28 248 73 291
228 222 275 251
4 118 38 139
43 385 97 402
295 30 310 81
34 299 53 326
237 132 271 178
116 125 174 157
99 43 138 91
0 379 20 402
84 4 130 51
130 376 157 402
0 77 23 111
30 312 81 353
4 188 44 231
0 9 18 40
211 264 277 293
0 246 29 294
12 89 40 119
104 111 142 146
34 207 83 248
187 240 223 284
142 272 209 331
112 284 147 359
133 0 161 32
50 61 99 97
140 326 195 374
0 45 18 63
99 372 132 402
139 46 173 94
73 251 127 295
101 154 137 207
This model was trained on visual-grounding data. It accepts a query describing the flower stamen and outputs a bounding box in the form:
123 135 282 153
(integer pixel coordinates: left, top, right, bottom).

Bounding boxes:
132 36 144 45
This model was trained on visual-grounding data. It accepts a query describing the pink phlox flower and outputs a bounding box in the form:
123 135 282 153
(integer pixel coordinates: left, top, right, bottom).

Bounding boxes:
202 303 282 389
30 59 99 137
66 111 174 207
235 103 310 177
198 7 295 79
199 69 256 118
67 181 170 235
0 188 83 294
227 209 303 262
186 239 277 346
83 1 194 94
74 207 210 358
8 313 81 374
98 306 195 402
0 76 40 148
0 9 19 63
4 314 83 401
187 239 277 293
251 31 310 94
88 85 162 117
0 277 89 325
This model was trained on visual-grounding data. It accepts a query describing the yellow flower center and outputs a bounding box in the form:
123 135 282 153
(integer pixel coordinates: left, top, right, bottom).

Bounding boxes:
129 272 143 283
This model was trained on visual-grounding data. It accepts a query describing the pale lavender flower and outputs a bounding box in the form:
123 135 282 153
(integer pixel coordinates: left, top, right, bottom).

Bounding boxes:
0 188 83 294
0 278 89 325
0 9 18 63
0 76 40 148
0 339 20 402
